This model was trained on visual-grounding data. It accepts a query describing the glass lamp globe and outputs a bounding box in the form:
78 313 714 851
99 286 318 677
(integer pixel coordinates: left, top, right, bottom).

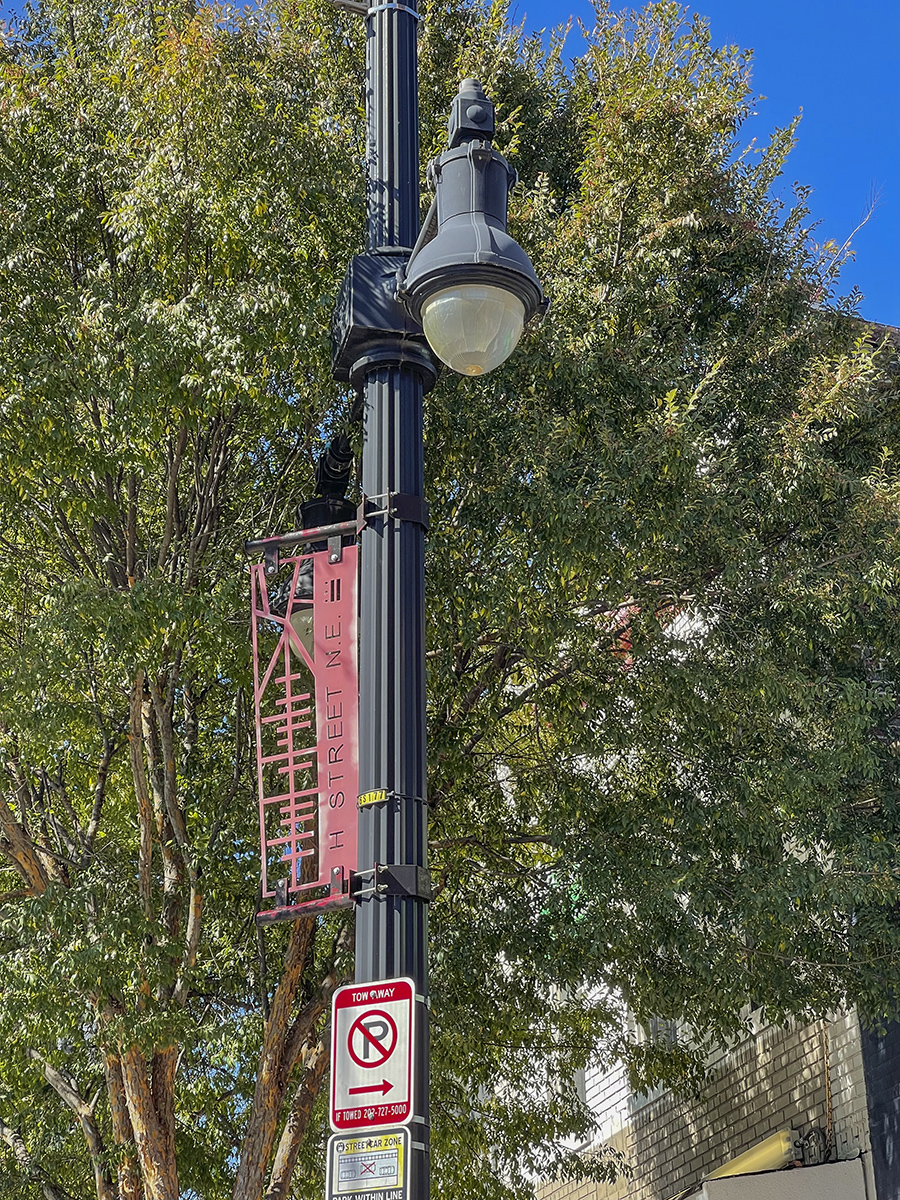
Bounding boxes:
421 283 525 376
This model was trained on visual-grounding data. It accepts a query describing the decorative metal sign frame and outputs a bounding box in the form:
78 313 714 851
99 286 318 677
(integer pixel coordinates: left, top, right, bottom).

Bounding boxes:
249 524 359 923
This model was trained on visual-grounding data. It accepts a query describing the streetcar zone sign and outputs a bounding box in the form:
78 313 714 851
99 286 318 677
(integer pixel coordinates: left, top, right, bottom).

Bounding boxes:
331 978 415 1132
326 1128 409 1200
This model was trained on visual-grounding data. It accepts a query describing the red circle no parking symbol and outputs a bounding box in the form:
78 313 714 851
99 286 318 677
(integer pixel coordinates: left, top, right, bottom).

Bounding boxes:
347 1010 397 1069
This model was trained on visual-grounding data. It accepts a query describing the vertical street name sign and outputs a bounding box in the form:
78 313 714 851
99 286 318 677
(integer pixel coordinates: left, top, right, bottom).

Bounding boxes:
330 978 415 1132
312 546 359 884
251 544 359 918
326 1129 409 1200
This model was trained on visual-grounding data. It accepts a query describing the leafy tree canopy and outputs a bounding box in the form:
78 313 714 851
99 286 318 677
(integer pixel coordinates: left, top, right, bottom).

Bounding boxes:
0 1 899 1199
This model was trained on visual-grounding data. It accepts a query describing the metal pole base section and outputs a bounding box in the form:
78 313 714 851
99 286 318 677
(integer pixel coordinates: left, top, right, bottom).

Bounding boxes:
356 361 430 1195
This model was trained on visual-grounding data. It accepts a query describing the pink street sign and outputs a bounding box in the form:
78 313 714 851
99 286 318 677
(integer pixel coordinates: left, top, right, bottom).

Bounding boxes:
251 544 359 918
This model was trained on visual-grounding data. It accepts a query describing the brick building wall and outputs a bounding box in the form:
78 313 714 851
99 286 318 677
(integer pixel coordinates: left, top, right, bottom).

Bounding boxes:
828 1009 870 1162
538 1011 871 1200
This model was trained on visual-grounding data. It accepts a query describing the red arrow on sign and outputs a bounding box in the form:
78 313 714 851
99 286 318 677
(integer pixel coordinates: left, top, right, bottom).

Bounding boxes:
348 1079 394 1097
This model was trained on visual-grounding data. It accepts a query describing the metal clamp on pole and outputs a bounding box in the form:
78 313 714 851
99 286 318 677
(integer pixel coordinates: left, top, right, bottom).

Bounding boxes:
257 866 354 925
245 518 359 564
367 2 425 18
263 542 280 577
358 492 430 531
352 864 434 901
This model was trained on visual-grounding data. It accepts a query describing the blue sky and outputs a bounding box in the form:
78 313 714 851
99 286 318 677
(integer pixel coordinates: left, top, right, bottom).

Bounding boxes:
2 0 897 324
515 0 900 327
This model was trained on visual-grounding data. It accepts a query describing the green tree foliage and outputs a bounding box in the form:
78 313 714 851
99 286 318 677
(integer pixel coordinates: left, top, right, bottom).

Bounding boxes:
0 0 899 1198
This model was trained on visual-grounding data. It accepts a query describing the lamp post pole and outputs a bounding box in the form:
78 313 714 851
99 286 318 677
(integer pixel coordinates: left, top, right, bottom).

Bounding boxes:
332 13 545 1195
354 4 431 1200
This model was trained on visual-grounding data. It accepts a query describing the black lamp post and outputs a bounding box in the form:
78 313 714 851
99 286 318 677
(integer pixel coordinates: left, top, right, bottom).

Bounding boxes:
332 10 545 1199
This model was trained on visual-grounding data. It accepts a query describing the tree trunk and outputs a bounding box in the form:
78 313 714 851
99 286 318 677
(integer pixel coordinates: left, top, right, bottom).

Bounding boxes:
105 1051 145 1200
151 1046 178 1171
120 1044 179 1200
232 917 316 1200
264 1035 330 1200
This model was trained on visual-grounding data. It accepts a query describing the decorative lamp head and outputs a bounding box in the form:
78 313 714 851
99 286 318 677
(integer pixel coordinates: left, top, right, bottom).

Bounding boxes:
399 80 547 377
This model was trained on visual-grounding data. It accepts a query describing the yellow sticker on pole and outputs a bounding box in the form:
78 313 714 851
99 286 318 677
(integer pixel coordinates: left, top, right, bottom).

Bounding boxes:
358 789 388 808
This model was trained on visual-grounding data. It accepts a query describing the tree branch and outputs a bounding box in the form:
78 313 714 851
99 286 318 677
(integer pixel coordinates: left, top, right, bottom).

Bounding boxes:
0 794 50 894
146 673 203 1006
0 1114 71 1200
208 687 247 855
126 471 139 584
158 427 187 573
148 676 192 866
460 659 580 758
141 686 182 942
129 672 154 920
172 879 202 1007
83 731 117 860
27 1049 115 1200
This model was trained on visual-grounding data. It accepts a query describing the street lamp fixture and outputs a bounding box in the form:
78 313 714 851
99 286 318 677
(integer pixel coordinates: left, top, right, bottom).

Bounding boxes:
400 78 548 376
327 15 548 1200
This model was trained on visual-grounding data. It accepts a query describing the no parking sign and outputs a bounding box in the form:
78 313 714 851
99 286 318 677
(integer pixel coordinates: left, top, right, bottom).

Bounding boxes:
330 978 415 1132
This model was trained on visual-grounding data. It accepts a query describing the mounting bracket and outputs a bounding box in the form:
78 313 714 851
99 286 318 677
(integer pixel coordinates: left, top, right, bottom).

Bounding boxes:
352 863 433 901
358 492 430 532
